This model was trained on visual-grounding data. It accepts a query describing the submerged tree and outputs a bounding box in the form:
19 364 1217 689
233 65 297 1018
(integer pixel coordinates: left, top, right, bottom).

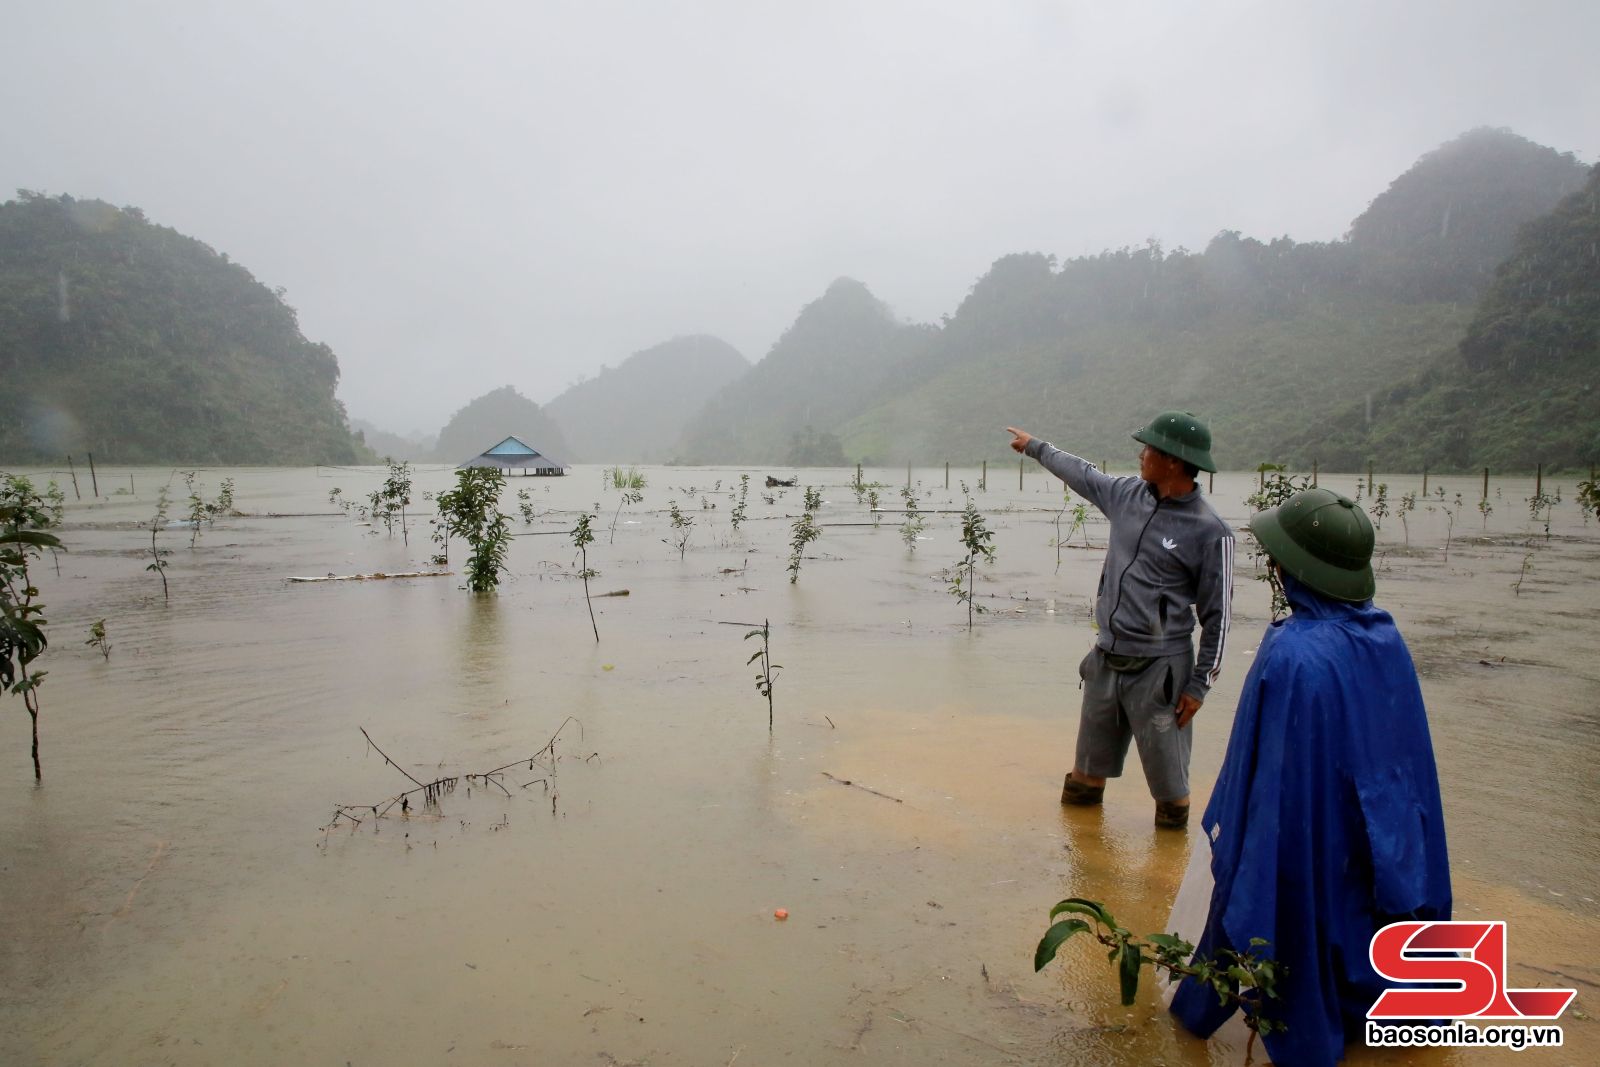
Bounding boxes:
900 486 924 551
744 619 779 731
790 499 825 585
664 500 694 560
146 486 171 601
1245 465 1312 617
2 474 64 780
950 491 995 630
571 512 599 642
380 461 413 542
436 467 512 592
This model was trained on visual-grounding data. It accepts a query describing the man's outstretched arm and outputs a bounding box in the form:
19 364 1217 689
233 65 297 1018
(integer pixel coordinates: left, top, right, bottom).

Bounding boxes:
1006 426 1116 511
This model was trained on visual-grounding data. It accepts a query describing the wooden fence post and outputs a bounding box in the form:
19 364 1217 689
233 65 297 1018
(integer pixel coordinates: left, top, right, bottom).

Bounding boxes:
87 452 100 498
66 456 81 500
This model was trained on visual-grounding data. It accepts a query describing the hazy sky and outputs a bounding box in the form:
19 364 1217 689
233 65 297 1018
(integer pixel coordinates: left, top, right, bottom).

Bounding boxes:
6 2 1597 434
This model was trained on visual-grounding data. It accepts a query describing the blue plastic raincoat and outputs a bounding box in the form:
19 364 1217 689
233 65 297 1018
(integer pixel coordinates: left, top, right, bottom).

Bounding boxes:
1169 573 1451 1066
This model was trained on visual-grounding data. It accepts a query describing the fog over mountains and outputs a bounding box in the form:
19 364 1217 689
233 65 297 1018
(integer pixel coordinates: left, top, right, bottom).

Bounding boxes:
2 129 1594 471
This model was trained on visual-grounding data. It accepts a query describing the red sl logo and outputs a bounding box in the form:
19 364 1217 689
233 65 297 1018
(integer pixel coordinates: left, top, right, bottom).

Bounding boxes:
1368 921 1577 1020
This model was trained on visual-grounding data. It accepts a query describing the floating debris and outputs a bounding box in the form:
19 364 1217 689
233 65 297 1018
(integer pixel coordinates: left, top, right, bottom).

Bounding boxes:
286 570 453 583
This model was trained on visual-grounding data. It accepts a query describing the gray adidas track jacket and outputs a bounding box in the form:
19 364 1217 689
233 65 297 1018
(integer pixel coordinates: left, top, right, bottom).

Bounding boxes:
1025 439 1235 702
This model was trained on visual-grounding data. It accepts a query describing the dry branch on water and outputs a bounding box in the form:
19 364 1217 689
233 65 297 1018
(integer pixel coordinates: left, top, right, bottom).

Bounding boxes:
323 717 592 833
821 771 902 803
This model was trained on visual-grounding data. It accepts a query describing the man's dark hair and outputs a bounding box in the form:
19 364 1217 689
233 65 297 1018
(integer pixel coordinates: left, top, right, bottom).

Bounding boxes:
1182 460 1200 479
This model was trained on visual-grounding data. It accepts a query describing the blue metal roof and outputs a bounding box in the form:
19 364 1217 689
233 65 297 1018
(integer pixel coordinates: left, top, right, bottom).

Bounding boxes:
484 436 539 456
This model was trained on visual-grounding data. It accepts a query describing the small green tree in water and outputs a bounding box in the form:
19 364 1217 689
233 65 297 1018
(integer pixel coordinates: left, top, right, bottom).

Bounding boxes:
146 486 171 601
379 461 413 542
2 474 64 780
1398 492 1417 547
744 618 779 731
664 500 694 560
1036 898 1285 1059
788 503 821 584
949 489 995 630
1370 483 1389 531
1245 465 1311 617
1577 476 1599 526
899 486 924 551
570 512 599 642
1526 487 1559 540
608 473 645 545
730 474 750 532
437 468 512 592
1053 488 1089 573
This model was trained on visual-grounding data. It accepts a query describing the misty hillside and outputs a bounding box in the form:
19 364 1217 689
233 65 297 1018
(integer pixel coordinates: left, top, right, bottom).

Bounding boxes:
678 128 1587 472
1293 161 1600 472
676 278 935 464
1347 127 1590 301
350 418 435 462
0 192 367 464
432 385 571 465
544 335 748 463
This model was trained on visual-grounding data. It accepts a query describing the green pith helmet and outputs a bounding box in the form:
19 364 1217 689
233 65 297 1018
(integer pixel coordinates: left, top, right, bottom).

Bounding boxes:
1248 488 1376 602
1131 411 1217 473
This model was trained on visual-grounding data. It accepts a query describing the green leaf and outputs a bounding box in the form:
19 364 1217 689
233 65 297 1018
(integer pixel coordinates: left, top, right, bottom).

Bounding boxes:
1145 933 1192 953
1034 918 1090 972
1048 898 1112 927
747 650 765 665
1118 942 1143 1005
0 530 63 549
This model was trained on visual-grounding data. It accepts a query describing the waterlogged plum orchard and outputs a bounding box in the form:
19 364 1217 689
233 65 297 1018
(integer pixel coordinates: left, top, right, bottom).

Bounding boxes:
1 462 1597 1067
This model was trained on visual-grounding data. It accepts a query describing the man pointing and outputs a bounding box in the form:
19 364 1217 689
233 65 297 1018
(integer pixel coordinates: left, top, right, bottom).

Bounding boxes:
1008 413 1234 829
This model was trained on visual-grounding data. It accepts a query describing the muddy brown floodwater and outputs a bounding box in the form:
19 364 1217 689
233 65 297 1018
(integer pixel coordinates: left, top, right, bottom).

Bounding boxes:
1 463 1595 1065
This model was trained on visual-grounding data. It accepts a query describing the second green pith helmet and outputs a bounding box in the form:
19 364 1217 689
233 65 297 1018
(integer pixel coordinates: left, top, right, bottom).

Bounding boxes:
1248 487 1376 602
1131 411 1217 473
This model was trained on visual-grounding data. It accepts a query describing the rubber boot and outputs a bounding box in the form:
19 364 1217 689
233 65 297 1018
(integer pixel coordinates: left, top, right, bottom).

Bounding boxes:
1061 774 1104 806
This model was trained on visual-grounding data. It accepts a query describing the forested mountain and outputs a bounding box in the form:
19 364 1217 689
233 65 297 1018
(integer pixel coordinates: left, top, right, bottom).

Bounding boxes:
675 128 1588 472
1291 162 1600 472
1347 127 1589 302
835 240 1474 470
0 192 367 464
432 386 571 464
544 335 747 462
675 278 934 464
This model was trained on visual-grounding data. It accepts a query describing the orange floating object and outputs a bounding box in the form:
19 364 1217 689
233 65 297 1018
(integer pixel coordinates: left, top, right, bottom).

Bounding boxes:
774 908 789 921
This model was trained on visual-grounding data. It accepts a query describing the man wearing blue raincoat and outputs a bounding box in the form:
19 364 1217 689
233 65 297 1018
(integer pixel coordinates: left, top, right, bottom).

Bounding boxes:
1169 488 1451 1066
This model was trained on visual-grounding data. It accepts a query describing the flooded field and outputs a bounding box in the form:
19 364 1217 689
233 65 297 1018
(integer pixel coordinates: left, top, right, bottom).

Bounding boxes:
2 462 1596 1065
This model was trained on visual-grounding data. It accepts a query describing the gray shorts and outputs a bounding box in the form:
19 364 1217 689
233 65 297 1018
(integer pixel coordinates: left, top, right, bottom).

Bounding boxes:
1074 646 1194 802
